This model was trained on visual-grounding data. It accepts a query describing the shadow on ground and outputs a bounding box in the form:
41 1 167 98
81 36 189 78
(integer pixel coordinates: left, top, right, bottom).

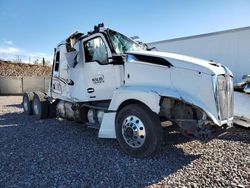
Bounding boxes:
216 125 250 144
0 111 200 187
5 103 23 109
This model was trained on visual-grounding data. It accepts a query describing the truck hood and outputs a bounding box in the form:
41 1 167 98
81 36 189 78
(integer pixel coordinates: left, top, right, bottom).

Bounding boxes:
126 51 227 75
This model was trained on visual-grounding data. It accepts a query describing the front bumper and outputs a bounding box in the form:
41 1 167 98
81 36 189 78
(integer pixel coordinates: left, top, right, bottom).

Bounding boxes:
220 117 234 127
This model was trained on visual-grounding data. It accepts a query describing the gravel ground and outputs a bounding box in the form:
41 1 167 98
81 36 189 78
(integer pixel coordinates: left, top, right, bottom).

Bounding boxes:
0 96 249 188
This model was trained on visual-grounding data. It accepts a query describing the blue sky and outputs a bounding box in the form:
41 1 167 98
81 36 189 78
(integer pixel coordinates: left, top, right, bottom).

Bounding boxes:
0 0 250 61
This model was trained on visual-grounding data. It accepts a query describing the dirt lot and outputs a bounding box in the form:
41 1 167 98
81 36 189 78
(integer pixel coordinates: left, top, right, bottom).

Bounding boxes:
0 60 51 77
0 96 249 187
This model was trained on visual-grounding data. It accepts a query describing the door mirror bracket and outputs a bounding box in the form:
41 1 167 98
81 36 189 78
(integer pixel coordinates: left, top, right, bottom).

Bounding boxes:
108 55 124 64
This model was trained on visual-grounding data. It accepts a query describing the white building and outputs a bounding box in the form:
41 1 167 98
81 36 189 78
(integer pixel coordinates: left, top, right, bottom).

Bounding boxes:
149 27 250 83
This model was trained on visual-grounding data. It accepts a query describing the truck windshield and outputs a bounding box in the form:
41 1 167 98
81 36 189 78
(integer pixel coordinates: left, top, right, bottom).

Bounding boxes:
108 30 146 54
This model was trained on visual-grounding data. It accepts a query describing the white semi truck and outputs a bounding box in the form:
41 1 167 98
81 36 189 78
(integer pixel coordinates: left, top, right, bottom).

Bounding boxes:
22 24 234 157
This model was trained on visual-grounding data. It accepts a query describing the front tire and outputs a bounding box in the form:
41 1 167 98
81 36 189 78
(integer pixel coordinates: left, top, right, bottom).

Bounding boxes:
115 104 163 157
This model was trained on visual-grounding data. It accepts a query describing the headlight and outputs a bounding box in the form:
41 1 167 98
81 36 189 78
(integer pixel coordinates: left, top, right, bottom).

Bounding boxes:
217 75 226 91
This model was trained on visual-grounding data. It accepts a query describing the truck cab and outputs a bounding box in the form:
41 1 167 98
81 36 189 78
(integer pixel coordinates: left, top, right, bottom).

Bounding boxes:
23 24 234 157
50 26 146 102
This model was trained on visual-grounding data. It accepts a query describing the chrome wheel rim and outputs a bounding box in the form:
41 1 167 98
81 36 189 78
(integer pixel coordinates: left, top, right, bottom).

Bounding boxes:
33 98 39 115
122 115 146 148
23 97 29 111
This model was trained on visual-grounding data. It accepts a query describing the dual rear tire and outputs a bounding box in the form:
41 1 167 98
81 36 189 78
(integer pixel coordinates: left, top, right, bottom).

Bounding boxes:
23 92 34 115
23 92 49 119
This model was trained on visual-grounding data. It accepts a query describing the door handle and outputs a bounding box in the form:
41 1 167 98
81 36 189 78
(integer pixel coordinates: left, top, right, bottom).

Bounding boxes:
87 88 95 93
67 79 74 86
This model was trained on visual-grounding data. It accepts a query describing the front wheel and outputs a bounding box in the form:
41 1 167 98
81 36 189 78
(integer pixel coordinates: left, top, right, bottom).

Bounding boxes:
115 104 163 157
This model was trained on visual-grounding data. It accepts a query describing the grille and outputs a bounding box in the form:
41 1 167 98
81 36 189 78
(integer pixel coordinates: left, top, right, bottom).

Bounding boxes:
216 75 234 121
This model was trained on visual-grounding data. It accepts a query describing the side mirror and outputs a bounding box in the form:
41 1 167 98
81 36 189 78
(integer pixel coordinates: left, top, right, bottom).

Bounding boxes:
108 55 124 64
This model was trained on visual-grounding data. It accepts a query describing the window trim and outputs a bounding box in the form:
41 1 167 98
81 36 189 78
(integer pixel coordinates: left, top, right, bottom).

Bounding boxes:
54 51 60 72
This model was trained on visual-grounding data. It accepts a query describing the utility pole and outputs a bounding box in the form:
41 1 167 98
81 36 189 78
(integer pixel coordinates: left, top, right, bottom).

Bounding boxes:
42 57 45 66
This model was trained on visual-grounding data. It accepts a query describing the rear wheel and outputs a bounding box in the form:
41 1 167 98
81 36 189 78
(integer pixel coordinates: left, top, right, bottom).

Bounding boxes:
115 104 163 157
32 92 49 119
23 92 34 115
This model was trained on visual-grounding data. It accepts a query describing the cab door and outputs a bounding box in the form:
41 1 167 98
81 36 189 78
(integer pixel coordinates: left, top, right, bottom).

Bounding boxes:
82 34 123 101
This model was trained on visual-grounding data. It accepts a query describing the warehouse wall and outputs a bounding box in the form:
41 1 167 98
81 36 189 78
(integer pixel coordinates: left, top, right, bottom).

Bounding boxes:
149 27 250 83
0 76 50 95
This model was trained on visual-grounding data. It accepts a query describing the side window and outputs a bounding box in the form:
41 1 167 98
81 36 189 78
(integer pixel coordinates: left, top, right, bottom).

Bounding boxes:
84 37 108 64
54 51 60 71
